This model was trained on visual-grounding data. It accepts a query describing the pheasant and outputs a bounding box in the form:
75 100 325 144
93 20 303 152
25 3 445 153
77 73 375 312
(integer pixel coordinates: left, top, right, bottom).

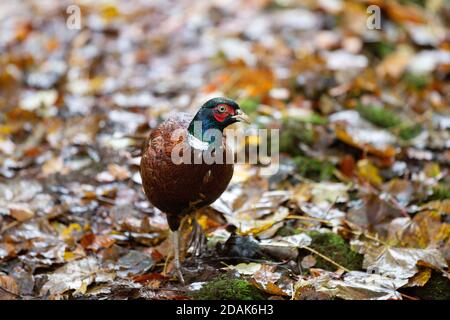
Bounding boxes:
140 97 250 283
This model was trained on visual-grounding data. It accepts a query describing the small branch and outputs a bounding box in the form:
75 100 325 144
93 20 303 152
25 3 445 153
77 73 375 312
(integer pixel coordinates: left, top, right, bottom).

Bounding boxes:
325 196 339 216
288 215 334 225
122 134 149 140
400 292 419 300
302 246 351 273
360 232 390 247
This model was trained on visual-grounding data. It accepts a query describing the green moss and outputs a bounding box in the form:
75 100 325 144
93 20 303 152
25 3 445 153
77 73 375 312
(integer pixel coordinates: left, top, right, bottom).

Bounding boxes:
279 113 327 157
429 184 450 201
399 0 426 7
357 104 401 128
306 231 363 271
403 72 430 90
276 222 302 237
264 0 291 10
193 274 265 300
413 272 450 300
364 41 396 58
280 119 313 156
303 113 327 125
293 156 335 181
239 97 260 115
398 123 422 140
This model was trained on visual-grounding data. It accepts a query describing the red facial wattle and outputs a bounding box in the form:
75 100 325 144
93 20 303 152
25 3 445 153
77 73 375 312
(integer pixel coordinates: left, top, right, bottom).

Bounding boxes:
213 111 228 122
213 104 235 123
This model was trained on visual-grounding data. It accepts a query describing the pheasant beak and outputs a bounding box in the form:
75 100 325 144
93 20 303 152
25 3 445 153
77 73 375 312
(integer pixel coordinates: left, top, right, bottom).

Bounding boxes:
232 109 251 124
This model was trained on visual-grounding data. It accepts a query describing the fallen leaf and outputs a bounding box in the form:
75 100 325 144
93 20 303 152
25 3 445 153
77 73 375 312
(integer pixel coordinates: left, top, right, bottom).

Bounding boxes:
406 268 432 287
301 255 317 269
80 233 115 252
357 159 383 187
225 262 262 275
322 271 407 300
0 275 19 300
364 247 448 280
8 203 35 221
40 257 115 296
252 264 292 296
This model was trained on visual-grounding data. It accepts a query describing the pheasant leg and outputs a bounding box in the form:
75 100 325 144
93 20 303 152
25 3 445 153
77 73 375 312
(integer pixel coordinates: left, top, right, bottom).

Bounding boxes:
172 230 185 285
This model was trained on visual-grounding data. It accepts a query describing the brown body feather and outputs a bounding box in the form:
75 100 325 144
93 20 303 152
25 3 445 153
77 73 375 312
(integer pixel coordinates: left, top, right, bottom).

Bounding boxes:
140 113 233 230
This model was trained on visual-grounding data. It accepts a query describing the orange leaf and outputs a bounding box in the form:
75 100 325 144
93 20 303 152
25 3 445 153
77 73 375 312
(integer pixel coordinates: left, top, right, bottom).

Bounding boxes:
80 233 115 251
335 126 396 158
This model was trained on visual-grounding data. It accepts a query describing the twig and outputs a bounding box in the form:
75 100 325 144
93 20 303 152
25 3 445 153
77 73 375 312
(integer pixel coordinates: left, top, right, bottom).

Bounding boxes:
302 246 351 273
292 173 315 183
288 215 334 225
400 292 419 300
0 221 20 235
211 257 287 265
360 232 390 247
144 287 189 293
325 196 339 216
235 205 280 214
96 196 117 205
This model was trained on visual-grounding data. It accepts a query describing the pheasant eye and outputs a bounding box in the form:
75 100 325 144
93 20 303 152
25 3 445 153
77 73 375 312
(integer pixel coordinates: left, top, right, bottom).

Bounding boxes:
217 105 227 113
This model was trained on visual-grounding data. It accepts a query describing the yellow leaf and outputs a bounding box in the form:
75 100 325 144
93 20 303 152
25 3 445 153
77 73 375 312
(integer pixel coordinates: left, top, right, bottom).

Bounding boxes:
61 223 82 240
399 211 450 248
357 159 383 187
75 280 88 295
421 200 450 215
64 251 76 261
90 77 105 93
407 268 432 287
101 5 120 20
424 163 441 179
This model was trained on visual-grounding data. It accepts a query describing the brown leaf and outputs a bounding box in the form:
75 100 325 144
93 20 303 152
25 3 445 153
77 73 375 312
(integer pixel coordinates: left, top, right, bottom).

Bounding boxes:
376 46 414 79
8 203 35 222
348 194 403 232
107 164 130 181
80 233 115 252
396 211 450 248
339 154 356 177
383 1 426 24
0 275 19 300
133 273 168 282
